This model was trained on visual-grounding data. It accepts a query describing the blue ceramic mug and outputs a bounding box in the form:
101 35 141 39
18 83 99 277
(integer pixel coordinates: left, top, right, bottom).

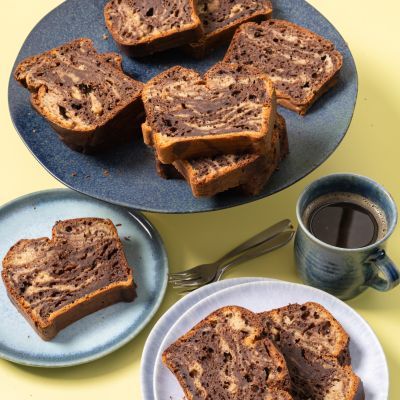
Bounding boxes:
295 173 399 300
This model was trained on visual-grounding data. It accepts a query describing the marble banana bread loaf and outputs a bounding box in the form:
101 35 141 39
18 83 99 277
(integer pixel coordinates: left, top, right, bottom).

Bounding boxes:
142 62 276 164
14 38 144 152
104 0 202 57
151 113 288 197
185 0 273 58
163 306 293 400
224 20 343 115
260 303 364 400
1 218 136 340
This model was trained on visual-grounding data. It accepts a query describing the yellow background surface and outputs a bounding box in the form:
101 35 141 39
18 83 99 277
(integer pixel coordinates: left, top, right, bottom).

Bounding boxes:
1 1 399 398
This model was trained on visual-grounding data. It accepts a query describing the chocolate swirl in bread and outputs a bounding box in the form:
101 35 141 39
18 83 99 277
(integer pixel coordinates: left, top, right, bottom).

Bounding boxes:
260 303 364 400
149 114 288 197
163 306 292 399
104 0 202 56
224 20 343 114
2 218 136 340
142 62 276 163
14 38 143 152
186 0 273 58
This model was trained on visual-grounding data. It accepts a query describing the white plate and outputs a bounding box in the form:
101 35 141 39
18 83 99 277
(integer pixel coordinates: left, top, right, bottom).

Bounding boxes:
141 277 273 400
154 280 388 400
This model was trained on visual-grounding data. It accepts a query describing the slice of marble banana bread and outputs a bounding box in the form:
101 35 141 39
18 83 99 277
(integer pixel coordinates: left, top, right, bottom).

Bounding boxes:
185 0 273 58
14 38 143 152
2 218 136 340
260 303 364 400
104 0 202 57
163 306 292 399
142 62 276 164
149 113 288 197
224 20 343 115
174 113 286 197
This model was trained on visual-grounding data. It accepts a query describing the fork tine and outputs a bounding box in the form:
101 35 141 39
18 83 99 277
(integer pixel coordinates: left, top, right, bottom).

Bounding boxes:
169 270 200 278
169 273 202 283
171 278 208 288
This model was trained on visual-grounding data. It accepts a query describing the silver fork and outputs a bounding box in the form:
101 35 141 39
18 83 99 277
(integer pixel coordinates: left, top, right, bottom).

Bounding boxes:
169 219 294 288
175 230 294 295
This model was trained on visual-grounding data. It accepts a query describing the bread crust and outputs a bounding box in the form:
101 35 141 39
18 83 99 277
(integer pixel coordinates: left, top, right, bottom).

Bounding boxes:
142 63 276 164
2 218 136 340
145 114 287 197
184 1 273 59
14 38 144 153
260 302 364 400
224 20 343 115
104 0 203 57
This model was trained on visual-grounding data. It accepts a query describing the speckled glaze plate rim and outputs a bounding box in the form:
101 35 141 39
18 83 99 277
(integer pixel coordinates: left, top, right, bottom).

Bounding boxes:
141 277 273 400
0 188 168 367
153 280 389 400
8 0 358 214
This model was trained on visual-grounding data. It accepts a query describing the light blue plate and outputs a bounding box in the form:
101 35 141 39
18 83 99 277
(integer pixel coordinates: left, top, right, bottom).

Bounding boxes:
141 277 271 400
0 189 168 367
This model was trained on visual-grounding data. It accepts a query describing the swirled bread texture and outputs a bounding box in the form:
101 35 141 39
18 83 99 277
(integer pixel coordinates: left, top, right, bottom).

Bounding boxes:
163 306 292 400
14 38 143 152
142 62 276 163
104 0 202 56
2 218 136 340
224 20 343 114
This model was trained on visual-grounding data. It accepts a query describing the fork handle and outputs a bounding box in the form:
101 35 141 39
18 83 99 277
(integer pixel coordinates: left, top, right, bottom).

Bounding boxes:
215 230 294 280
215 219 293 266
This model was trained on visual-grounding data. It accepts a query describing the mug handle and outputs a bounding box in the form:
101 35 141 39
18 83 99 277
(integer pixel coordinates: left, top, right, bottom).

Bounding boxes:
365 249 400 291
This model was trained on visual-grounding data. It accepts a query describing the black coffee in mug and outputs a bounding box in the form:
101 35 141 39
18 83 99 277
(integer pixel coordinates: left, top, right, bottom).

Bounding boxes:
302 192 388 249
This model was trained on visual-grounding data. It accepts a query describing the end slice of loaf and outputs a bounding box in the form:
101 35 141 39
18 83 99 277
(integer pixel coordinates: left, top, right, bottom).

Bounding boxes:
104 0 202 57
224 20 343 115
186 0 273 58
14 38 143 152
162 306 292 399
260 302 364 400
2 218 136 340
142 62 276 164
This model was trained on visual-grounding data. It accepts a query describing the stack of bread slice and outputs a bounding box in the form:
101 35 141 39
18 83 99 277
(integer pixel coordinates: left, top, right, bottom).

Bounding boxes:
141 62 288 197
163 304 364 400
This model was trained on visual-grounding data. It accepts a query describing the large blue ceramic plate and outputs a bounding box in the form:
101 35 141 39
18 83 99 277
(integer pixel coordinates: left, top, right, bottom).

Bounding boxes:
8 0 357 213
0 189 168 367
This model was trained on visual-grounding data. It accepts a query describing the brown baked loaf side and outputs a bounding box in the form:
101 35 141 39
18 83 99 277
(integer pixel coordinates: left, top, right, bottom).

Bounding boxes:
260 303 364 400
142 62 276 163
185 0 273 58
240 114 288 195
174 113 286 197
104 0 202 57
162 306 292 399
143 113 287 197
14 38 144 152
1 218 136 340
224 20 343 115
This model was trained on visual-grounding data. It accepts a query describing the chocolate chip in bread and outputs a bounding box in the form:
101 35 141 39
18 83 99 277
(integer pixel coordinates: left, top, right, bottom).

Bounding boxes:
260 302 364 400
162 306 292 399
